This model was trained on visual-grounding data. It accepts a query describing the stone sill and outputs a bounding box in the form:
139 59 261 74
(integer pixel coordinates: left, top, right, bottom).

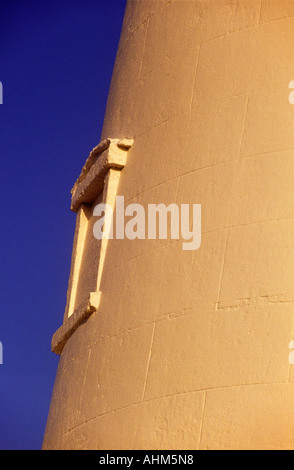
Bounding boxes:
51 292 100 355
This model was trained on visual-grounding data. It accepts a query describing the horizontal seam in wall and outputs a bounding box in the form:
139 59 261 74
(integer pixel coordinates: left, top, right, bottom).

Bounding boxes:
53 380 294 443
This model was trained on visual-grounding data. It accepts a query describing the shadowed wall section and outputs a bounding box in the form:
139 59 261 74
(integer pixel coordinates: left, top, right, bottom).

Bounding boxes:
43 0 294 450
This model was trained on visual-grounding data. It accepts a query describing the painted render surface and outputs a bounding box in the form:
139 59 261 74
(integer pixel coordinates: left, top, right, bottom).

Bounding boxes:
43 0 294 450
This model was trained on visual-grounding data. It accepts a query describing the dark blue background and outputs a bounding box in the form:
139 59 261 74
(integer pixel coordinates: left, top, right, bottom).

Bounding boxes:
0 0 126 450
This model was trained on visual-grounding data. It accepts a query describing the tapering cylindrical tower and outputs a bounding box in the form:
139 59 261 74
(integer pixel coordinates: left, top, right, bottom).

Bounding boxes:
43 0 294 450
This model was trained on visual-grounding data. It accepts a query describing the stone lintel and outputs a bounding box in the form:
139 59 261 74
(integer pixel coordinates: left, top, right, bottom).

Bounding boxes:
71 138 134 212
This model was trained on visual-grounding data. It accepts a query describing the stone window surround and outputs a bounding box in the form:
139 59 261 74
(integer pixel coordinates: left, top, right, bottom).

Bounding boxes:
51 138 134 355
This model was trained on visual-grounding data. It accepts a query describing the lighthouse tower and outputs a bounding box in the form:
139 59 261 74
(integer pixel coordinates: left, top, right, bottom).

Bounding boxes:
43 0 294 450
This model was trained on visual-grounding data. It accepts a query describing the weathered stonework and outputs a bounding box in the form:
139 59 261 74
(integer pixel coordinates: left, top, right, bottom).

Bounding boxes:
43 0 294 450
51 138 133 355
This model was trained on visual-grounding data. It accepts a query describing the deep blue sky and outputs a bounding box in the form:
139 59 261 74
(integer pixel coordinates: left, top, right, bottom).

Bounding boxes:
0 0 126 450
